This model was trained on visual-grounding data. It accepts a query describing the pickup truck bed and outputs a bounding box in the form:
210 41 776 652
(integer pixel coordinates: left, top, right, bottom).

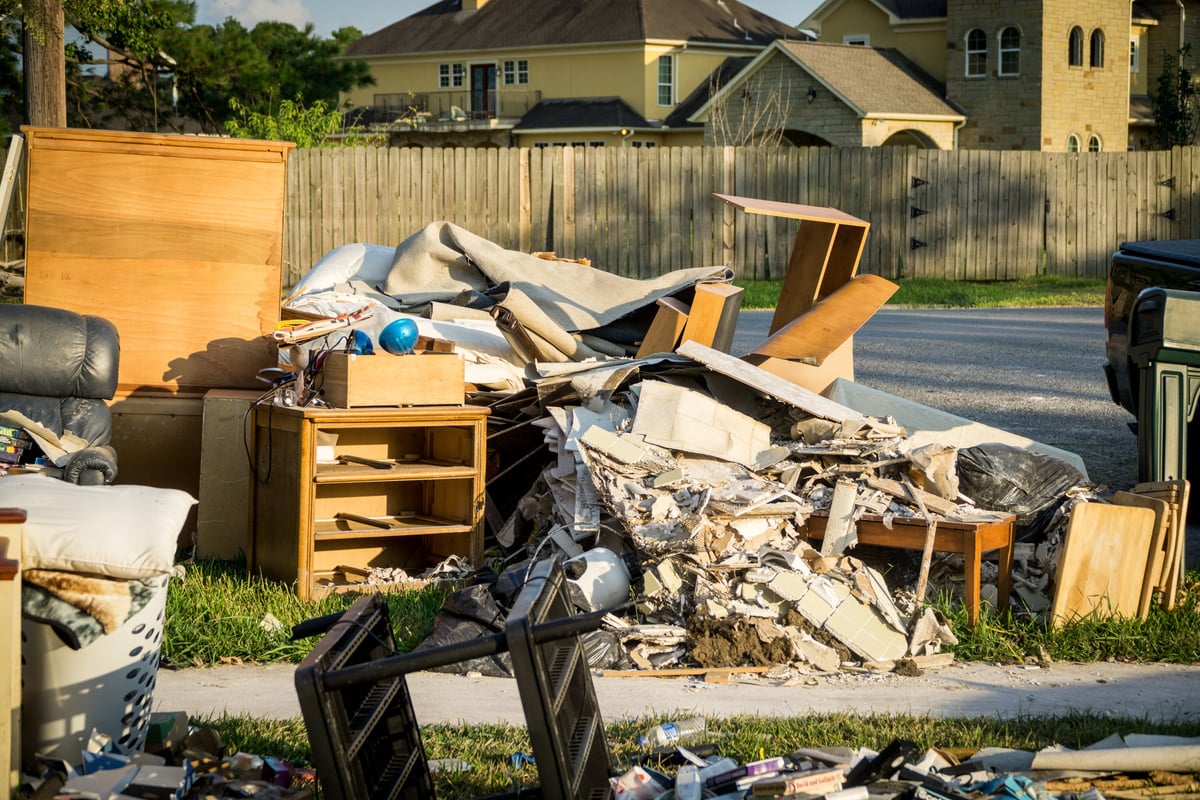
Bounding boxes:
1104 239 1200 415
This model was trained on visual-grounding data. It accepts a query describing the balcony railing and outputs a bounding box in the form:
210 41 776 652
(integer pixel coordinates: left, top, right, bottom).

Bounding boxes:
367 89 542 126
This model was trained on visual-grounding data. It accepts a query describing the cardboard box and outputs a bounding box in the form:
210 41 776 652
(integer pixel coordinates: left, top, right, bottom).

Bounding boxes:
321 352 465 407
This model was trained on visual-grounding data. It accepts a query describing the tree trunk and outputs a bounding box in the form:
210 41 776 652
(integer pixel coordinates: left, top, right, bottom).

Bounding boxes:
24 0 67 127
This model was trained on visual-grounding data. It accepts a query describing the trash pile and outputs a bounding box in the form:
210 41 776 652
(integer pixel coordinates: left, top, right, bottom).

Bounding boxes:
609 730 1200 800
274 218 1125 676
412 339 1096 678
22 718 315 800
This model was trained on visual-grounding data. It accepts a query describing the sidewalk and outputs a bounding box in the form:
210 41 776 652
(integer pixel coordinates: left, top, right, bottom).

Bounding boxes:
154 660 1200 724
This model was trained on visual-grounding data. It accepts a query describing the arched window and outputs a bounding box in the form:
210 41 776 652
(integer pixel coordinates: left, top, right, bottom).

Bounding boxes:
1067 134 1081 152
999 26 1021 75
1069 27 1083 67
1090 29 1105 68
966 28 987 77
1088 134 1102 152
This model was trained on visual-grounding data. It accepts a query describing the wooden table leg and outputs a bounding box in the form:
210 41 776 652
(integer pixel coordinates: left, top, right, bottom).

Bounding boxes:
963 530 981 627
996 531 1015 619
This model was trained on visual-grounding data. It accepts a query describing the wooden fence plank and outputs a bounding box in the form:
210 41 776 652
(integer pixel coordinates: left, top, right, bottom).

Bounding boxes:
277 144 1200 284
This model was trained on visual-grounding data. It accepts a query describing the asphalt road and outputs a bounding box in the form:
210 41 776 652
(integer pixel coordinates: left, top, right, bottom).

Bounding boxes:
733 306 1134 491
733 307 1200 570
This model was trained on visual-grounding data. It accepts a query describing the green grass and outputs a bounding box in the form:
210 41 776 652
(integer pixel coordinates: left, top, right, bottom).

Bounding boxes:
734 276 1106 310
196 710 1200 800
167 568 1200 798
164 560 1200 668
162 559 446 667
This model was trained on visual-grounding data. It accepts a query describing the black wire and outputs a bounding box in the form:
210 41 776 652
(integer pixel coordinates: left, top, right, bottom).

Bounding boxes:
244 386 283 485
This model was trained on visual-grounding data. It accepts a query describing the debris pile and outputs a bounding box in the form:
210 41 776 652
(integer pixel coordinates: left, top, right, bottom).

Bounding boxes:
427 343 1041 677
611 732 1200 800
23 718 314 800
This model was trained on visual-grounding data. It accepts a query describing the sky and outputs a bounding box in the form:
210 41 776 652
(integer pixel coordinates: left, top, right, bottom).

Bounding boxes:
191 0 824 37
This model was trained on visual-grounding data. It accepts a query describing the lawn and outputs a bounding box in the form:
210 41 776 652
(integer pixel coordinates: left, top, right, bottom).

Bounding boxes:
734 275 1106 310
165 272 1195 800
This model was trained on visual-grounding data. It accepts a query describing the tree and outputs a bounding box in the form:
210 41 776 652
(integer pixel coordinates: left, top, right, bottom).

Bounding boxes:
0 2 374 133
0 0 155 126
1150 44 1200 149
156 19 373 134
225 95 380 147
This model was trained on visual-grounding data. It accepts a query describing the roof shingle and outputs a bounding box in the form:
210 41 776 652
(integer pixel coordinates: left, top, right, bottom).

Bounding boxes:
776 41 960 118
345 0 806 57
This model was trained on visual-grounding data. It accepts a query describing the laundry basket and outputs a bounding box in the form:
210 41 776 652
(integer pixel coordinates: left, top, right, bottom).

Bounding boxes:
20 573 170 766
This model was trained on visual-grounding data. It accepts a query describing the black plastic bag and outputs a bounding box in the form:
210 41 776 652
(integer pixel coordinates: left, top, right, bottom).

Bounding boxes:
411 584 514 677
957 443 1085 529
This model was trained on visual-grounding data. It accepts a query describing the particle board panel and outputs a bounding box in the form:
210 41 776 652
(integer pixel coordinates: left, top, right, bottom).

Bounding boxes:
680 282 744 354
196 390 262 561
108 392 204 549
1050 502 1155 627
713 193 870 333
22 126 293 393
1110 490 1170 619
635 296 689 358
1133 479 1190 611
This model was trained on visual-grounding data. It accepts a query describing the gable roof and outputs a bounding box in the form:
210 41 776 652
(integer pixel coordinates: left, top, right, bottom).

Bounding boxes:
801 0 946 31
346 0 806 57
665 55 753 128
694 40 963 122
513 97 654 131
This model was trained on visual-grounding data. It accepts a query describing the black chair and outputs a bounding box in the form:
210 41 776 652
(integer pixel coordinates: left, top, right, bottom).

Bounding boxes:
0 303 120 484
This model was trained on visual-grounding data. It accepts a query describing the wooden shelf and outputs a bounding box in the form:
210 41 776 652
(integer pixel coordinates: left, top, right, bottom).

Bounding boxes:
313 462 478 483
313 514 473 539
251 404 488 599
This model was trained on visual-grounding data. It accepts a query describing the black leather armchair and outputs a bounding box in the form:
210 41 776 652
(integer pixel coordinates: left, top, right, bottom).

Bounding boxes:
0 303 120 484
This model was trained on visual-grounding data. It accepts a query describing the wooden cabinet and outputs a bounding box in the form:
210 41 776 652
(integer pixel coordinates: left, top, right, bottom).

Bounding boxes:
250 405 488 599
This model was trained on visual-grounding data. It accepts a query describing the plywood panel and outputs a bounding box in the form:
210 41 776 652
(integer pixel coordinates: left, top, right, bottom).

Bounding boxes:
23 127 292 393
1110 490 1169 619
1050 502 1155 626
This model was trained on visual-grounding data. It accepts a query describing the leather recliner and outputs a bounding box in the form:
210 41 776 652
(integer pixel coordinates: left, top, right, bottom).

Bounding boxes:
0 303 120 484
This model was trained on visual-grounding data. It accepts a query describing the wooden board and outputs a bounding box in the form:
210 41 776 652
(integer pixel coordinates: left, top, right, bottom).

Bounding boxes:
1110 491 1170 619
321 352 465 408
1051 502 1155 627
680 282 743 353
750 274 898 363
1133 479 1190 611
712 192 870 331
22 126 293 393
676 340 868 427
635 296 689 358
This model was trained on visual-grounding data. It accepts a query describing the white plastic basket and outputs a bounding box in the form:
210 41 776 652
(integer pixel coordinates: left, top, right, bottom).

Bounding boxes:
20 574 169 765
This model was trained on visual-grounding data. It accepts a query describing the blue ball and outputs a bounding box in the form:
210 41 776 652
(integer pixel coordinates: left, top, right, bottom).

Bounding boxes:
379 318 419 354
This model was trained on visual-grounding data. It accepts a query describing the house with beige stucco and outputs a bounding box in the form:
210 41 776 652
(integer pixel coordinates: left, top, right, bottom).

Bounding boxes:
338 0 806 148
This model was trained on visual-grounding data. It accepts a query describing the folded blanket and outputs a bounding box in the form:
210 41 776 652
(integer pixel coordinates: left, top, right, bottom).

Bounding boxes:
22 569 157 649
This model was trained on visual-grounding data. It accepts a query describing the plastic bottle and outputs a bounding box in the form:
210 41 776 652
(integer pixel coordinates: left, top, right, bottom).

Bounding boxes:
637 717 706 747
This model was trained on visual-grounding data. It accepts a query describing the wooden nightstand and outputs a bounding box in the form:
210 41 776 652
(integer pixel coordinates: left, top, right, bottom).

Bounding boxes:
249 405 488 599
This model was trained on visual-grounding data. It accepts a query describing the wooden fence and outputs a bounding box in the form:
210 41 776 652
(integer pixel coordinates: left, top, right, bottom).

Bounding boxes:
4 140 1187 288
284 144 1200 287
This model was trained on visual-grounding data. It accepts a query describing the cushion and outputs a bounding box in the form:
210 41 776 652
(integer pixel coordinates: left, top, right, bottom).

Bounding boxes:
0 475 195 579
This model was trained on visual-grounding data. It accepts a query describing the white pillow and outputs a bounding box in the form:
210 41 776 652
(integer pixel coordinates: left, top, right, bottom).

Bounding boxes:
287 243 395 298
0 475 195 579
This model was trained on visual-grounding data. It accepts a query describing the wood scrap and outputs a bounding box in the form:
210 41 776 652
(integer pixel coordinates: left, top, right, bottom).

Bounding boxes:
1110 490 1170 619
599 666 774 679
863 474 958 516
1050 502 1156 626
